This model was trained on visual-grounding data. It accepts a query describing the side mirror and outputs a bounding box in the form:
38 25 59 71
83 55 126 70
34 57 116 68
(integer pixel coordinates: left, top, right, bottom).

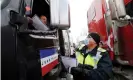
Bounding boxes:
10 10 28 26
109 0 126 20
50 0 70 30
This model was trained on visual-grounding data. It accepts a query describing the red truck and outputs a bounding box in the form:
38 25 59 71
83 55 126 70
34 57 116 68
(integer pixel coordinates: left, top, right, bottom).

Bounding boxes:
87 0 133 79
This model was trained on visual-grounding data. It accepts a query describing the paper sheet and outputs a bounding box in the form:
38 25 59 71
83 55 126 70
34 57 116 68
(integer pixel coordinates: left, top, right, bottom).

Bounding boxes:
32 15 49 31
61 56 77 69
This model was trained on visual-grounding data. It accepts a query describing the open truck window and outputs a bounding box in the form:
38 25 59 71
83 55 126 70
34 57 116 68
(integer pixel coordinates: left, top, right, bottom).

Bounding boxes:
32 0 50 23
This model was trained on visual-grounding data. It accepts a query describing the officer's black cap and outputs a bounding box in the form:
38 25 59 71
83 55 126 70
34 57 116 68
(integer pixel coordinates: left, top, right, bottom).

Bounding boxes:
88 33 100 45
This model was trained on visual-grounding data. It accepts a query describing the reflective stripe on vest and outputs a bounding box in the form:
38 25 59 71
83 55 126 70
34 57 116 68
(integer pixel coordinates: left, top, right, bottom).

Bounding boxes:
78 44 85 50
76 47 106 69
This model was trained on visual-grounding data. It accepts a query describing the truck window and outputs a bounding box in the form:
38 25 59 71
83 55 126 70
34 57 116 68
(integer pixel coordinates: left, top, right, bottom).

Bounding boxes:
125 0 133 17
25 0 33 15
32 0 50 24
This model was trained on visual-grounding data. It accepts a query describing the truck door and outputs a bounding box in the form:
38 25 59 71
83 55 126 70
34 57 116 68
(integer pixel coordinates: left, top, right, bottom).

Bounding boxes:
1 0 31 80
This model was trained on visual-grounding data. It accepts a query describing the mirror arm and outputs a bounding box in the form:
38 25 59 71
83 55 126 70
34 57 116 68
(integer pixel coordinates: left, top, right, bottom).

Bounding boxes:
10 10 27 26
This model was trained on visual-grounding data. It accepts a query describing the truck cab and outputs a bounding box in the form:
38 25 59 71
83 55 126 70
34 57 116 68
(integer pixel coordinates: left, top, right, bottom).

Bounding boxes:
1 0 70 80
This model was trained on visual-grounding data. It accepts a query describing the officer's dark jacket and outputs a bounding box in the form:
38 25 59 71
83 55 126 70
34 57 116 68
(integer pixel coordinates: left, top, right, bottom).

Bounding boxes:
76 46 113 80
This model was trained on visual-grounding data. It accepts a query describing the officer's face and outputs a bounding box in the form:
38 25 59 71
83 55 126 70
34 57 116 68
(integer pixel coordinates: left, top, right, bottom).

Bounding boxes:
87 36 96 47
40 16 47 24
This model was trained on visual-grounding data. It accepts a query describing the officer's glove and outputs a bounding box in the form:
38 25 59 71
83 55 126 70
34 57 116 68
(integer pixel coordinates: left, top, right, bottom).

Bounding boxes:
70 67 82 75
70 67 90 80
78 64 93 70
70 67 83 80
82 68 90 77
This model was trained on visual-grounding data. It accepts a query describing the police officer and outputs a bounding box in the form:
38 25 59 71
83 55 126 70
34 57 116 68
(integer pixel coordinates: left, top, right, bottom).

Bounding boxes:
70 33 113 80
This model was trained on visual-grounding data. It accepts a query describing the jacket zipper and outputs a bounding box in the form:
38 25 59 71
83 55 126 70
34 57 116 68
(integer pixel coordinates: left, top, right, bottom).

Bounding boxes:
83 56 85 65
82 54 86 72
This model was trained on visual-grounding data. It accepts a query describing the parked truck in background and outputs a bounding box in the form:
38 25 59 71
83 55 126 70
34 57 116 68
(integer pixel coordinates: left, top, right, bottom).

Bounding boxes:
87 0 133 79
1 0 70 80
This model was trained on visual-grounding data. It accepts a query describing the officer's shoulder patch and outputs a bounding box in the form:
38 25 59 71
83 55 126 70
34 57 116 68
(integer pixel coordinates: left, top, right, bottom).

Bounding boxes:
98 47 106 52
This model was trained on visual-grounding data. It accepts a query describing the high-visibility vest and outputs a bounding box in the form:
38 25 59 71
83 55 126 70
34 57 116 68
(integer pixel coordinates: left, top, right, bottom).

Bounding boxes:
76 45 106 69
